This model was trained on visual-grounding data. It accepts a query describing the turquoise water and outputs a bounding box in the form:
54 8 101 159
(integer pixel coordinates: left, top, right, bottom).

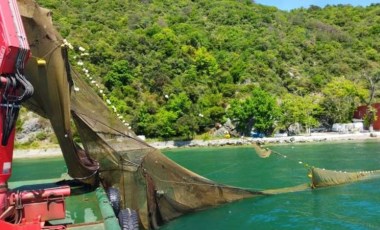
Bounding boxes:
9 141 380 229
162 141 380 230
10 157 66 182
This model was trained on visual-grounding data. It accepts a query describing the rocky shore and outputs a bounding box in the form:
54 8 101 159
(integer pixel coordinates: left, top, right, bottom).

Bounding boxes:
13 132 380 158
149 132 380 149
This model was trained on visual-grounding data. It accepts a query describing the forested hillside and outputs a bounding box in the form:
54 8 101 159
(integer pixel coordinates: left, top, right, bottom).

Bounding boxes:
36 0 380 139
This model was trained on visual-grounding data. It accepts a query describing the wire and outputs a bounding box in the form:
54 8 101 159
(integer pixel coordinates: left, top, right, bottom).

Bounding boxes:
258 144 313 169
1 69 34 145
72 111 152 148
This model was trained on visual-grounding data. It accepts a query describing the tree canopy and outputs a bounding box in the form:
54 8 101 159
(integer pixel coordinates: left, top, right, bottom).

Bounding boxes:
35 0 380 138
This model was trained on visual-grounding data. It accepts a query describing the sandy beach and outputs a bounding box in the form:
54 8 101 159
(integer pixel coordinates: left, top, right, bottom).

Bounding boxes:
13 132 380 159
13 147 63 159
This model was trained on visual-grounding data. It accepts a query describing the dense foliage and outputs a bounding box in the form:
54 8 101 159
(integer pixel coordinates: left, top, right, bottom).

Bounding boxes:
36 0 380 139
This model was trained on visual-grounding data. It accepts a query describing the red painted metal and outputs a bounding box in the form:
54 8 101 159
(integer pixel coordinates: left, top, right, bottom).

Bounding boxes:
0 76 16 217
0 0 30 74
11 186 70 222
8 186 71 204
0 220 41 230
23 201 66 222
0 0 29 212
0 81 16 218
0 186 70 229
0 188 8 217
0 1 72 229
0 125 16 186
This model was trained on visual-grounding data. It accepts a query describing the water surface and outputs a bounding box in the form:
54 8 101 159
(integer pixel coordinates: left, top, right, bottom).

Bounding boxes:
10 157 66 181
162 141 380 230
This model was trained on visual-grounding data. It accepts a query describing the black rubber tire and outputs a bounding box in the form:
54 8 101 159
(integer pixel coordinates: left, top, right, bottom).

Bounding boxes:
118 208 139 230
106 187 121 215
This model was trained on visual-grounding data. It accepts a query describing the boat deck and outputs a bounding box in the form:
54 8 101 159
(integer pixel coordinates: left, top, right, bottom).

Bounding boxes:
8 159 119 230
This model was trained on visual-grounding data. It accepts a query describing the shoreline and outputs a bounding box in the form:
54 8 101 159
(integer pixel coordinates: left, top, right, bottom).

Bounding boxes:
13 132 380 158
149 131 380 149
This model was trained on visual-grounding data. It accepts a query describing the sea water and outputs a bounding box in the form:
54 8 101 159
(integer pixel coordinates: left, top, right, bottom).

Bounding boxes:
9 141 380 229
162 141 380 230
10 157 66 181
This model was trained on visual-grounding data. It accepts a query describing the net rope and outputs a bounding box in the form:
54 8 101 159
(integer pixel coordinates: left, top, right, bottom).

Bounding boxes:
252 142 380 188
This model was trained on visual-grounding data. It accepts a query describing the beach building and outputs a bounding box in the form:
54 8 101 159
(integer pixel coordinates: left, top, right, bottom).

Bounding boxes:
354 103 380 131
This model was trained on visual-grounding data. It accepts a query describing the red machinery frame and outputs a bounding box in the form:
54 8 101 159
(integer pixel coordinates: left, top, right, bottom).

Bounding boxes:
0 1 71 229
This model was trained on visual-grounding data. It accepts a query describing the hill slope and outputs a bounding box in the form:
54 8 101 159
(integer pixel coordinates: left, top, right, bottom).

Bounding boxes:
35 0 380 138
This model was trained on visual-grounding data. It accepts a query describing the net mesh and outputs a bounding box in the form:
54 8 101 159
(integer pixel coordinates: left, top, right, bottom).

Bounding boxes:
253 143 380 188
252 143 272 158
310 167 380 188
17 0 380 229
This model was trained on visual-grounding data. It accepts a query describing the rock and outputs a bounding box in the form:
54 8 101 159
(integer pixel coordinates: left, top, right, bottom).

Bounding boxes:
16 110 54 145
21 118 42 133
212 127 229 137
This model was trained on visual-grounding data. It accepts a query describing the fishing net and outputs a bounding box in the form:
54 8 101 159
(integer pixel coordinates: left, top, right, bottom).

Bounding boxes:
253 143 380 188
310 167 380 188
18 1 268 228
19 0 99 185
16 0 380 229
252 143 272 158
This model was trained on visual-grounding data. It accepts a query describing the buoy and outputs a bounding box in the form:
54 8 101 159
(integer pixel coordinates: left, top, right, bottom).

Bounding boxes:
37 58 46 66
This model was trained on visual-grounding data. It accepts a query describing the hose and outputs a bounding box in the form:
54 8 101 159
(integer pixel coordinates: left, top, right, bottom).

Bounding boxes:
1 69 34 145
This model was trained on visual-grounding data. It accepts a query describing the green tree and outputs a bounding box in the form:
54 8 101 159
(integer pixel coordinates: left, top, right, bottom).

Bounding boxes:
166 92 192 115
321 77 368 126
279 94 321 134
175 114 199 140
152 108 178 138
103 60 133 90
227 88 280 136
136 108 178 139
